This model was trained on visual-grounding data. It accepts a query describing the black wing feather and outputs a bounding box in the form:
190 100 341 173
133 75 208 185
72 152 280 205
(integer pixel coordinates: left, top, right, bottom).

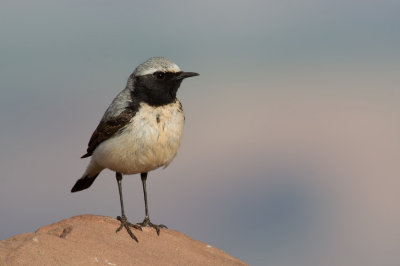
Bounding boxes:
81 109 135 158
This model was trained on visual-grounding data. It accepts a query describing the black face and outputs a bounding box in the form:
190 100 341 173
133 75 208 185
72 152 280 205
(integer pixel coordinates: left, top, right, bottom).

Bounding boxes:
132 71 198 106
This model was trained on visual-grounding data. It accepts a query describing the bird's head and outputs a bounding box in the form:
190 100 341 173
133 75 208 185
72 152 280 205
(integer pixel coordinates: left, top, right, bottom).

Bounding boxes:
129 57 199 106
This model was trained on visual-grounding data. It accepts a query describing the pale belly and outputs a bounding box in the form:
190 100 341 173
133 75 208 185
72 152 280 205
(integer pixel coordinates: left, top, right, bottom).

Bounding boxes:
92 102 184 174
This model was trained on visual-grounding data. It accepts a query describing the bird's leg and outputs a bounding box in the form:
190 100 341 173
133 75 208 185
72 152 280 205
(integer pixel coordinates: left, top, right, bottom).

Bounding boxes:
136 172 167 235
115 172 141 242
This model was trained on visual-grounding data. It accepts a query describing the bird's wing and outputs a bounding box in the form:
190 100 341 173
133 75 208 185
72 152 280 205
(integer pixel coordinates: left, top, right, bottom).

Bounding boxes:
81 108 135 158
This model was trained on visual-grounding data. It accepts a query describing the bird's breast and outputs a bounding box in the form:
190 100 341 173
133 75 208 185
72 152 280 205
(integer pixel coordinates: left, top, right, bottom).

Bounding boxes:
93 100 184 174
133 100 184 146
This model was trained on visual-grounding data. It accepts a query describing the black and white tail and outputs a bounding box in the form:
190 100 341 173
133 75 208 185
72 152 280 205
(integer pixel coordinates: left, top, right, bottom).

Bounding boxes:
71 161 104 192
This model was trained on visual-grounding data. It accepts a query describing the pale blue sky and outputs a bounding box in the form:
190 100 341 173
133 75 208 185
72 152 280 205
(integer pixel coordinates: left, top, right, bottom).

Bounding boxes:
1 1 400 265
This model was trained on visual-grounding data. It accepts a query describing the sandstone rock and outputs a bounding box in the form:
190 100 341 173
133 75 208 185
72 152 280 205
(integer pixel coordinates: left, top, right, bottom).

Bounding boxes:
0 215 247 266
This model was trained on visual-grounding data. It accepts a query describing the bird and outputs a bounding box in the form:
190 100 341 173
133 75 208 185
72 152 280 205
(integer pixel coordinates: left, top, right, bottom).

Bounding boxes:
71 57 199 242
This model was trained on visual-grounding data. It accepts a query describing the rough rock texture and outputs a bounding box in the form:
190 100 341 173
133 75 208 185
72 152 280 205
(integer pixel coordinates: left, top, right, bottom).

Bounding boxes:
0 215 247 266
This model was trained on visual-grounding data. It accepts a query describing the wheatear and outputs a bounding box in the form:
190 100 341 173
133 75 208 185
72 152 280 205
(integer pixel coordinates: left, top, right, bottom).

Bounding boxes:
71 57 199 241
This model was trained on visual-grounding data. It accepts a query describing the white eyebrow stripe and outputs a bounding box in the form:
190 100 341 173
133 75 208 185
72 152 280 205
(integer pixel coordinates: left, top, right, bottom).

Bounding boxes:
136 66 181 76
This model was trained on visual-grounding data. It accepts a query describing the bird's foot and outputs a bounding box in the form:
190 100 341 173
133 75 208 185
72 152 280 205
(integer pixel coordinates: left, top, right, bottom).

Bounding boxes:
116 215 142 242
136 217 167 236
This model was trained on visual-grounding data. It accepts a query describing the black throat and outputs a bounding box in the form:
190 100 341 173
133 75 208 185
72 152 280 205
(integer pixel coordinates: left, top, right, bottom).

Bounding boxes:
131 73 183 107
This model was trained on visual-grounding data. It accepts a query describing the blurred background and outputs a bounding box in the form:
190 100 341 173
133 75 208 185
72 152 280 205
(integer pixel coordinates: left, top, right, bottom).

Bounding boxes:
1 0 399 265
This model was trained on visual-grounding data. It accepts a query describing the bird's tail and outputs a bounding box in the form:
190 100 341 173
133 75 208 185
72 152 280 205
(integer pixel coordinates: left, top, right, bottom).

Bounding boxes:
71 160 104 192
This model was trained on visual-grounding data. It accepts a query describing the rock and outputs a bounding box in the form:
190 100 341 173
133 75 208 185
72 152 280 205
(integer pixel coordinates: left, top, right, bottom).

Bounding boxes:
0 215 247 266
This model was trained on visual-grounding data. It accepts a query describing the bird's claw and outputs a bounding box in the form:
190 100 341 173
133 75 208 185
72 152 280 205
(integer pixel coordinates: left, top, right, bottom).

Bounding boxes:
116 215 141 242
136 217 167 236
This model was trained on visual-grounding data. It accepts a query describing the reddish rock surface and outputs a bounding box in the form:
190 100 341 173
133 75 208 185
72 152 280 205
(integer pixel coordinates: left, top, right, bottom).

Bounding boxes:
0 215 247 266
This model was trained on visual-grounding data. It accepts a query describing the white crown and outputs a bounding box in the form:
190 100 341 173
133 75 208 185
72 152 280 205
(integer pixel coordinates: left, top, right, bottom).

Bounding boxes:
134 57 181 76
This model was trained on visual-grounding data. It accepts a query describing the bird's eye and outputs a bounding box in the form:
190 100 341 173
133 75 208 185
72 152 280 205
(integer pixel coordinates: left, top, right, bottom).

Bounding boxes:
154 72 165 79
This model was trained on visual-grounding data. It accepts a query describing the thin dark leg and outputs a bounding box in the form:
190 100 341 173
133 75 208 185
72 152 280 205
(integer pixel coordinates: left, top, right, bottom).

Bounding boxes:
115 172 141 242
142 172 150 220
136 172 167 235
117 173 127 218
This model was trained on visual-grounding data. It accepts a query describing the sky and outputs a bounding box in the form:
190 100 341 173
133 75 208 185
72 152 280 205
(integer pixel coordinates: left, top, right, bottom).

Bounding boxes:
1 0 400 265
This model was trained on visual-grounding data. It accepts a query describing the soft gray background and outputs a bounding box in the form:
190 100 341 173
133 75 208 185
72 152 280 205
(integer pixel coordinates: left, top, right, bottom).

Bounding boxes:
1 1 400 265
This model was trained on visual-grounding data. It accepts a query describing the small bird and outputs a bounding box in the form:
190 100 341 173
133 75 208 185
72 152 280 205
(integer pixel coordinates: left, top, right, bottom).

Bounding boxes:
71 57 199 241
